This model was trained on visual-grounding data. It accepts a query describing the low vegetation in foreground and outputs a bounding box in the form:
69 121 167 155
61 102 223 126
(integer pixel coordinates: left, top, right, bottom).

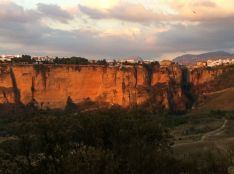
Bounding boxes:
0 106 234 174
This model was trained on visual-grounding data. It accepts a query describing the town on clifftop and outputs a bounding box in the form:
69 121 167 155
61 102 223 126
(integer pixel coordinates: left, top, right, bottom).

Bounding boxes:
1 54 234 68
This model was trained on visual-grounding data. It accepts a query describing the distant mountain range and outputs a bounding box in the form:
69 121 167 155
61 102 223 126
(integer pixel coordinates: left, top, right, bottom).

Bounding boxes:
173 51 234 65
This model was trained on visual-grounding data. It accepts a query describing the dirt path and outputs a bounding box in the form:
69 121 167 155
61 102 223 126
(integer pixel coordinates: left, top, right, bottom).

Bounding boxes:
201 119 228 141
173 119 228 148
203 87 234 96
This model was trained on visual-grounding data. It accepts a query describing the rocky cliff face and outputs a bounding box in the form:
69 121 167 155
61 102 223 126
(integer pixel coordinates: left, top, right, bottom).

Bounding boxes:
189 65 234 94
1 64 231 112
0 64 191 112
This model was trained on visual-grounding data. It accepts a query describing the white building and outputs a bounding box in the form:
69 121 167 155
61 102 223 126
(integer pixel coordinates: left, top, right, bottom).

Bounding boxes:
160 60 174 67
121 56 143 64
143 59 158 64
0 55 21 62
207 59 223 67
207 58 234 67
32 56 54 62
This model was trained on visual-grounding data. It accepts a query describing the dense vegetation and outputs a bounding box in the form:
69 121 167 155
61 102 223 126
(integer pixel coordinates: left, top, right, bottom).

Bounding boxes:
0 106 234 174
11 55 34 64
53 57 89 65
1 56 112 65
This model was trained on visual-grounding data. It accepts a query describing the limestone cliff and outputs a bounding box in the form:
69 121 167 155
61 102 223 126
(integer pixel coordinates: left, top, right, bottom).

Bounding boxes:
187 65 234 109
189 65 234 94
0 64 190 112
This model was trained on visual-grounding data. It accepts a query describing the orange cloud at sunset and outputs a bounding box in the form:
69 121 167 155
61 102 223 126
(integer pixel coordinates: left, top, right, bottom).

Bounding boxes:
0 0 233 59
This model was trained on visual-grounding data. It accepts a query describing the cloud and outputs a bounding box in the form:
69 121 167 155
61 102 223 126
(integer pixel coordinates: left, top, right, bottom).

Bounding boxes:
78 4 106 19
78 3 169 23
192 0 217 8
37 3 73 23
0 1 39 23
0 0 234 59
0 2 159 58
155 17 234 53
0 17 159 58
78 1 234 23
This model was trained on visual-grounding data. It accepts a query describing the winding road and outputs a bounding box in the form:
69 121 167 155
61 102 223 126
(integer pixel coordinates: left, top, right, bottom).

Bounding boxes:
173 119 228 148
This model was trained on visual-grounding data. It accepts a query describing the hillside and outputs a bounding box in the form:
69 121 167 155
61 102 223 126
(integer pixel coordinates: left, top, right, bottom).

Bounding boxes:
194 87 234 111
173 51 234 65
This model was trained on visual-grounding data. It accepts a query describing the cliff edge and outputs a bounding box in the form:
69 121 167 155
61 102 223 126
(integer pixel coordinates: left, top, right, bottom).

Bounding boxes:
0 64 191 113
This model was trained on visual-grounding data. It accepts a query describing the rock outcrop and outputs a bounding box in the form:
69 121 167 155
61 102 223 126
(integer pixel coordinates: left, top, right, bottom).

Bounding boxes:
0 64 191 112
189 65 234 94
187 65 234 110
1 64 232 112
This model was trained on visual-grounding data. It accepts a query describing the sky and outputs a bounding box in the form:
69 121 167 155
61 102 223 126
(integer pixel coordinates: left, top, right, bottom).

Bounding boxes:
0 0 234 59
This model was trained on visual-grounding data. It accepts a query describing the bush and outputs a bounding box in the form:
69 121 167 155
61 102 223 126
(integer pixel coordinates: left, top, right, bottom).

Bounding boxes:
54 57 89 65
0 109 176 174
177 148 229 174
210 110 227 118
